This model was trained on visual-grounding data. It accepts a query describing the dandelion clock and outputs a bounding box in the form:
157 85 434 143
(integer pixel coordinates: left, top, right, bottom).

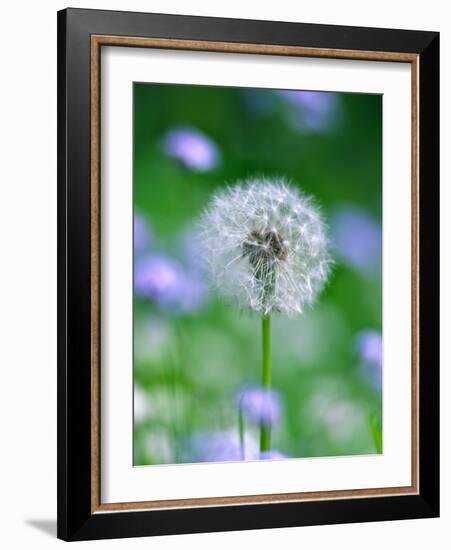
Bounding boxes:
197 177 332 453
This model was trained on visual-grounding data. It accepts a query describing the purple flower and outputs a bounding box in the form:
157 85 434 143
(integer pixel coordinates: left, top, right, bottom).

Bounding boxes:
277 90 339 132
166 267 205 312
134 254 206 313
175 226 205 273
162 127 220 172
190 430 258 463
356 330 382 366
237 386 282 427
356 330 382 390
260 449 287 460
332 206 382 276
134 212 152 255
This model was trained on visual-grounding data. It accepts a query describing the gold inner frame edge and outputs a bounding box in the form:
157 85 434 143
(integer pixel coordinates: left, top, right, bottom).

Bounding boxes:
90 35 420 514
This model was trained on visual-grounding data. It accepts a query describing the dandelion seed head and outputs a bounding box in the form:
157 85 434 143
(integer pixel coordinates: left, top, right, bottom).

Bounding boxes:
197 177 332 315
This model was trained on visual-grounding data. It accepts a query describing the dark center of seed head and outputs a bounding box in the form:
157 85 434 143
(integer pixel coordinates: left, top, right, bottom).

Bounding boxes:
242 229 288 266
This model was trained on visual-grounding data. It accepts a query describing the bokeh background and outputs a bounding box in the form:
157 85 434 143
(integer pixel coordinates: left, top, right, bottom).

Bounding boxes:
133 83 382 466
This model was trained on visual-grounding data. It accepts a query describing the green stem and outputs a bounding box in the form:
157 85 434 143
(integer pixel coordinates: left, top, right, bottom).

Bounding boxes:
168 323 183 463
260 314 272 453
238 406 245 460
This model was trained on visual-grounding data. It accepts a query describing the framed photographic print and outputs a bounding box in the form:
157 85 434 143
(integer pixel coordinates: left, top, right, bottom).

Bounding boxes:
57 8 439 541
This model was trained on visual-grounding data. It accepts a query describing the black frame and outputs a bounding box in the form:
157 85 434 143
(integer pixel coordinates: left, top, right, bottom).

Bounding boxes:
57 7 439 541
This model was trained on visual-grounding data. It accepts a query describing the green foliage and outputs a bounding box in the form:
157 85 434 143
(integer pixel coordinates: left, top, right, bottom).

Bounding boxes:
370 413 383 453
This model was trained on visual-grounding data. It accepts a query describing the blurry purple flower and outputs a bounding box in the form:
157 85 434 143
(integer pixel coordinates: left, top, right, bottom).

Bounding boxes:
162 127 220 172
332 206 382 276
134 254 206 313
135 255 180 300
134 212 152 255
277 90 339 132
356 330 382 366
237 386 282 427
175 226 206 274
260 450 287 460
356 330 382 390
180 272 207 312
191 430 258 463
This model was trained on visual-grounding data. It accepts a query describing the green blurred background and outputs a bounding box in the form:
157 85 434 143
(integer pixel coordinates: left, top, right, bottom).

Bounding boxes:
133 83 382 466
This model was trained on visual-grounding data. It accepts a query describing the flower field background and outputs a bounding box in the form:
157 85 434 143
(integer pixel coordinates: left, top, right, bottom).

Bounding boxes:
133 83 383 465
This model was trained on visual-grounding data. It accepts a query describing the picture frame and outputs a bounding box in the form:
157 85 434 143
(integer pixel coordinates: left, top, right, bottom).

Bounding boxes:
57 7 439 541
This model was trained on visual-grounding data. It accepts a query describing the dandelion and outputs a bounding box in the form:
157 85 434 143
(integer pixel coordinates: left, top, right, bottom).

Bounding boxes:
197 177 331 453
198 178 331 316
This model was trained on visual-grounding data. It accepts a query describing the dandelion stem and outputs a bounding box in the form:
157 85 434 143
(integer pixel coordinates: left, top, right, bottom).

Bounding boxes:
260 314 272 453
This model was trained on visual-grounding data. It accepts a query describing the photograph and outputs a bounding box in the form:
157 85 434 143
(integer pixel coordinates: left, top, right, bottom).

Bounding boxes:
132 83 383 466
